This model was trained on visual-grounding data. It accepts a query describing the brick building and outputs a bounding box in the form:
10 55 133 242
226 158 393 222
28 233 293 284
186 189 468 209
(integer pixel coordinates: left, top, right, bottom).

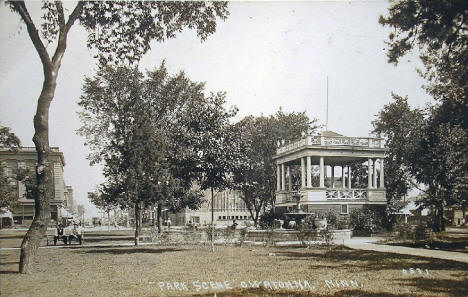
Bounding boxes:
0 147 74 225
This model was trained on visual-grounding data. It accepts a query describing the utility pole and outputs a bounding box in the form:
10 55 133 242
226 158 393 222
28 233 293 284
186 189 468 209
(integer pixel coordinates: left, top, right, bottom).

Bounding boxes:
326 76 329 131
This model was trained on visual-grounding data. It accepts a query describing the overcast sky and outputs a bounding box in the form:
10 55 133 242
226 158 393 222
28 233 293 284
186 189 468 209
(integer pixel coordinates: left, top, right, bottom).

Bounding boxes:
0 1 433 218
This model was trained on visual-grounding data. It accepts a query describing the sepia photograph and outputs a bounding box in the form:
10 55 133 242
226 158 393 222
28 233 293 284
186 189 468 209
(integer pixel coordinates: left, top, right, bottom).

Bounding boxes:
0 0 467 296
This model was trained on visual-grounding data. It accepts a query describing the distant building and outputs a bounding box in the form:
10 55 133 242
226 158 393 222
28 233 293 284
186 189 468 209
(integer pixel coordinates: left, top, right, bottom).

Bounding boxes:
445 207 466 227
0 147 74 225
274 130 388 218
168 189 253 226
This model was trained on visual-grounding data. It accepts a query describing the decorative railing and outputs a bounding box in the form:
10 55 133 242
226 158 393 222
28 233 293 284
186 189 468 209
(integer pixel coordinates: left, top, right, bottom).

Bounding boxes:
284 191 302 203
0 147 60 152
277 135 383 154
325 189 367 199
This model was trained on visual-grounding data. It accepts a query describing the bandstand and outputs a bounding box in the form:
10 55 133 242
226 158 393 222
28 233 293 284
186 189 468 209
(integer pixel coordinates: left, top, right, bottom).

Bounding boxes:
274 131 387 216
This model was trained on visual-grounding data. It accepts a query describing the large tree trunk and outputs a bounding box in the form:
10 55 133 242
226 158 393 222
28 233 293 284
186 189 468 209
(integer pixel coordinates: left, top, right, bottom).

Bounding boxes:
13 1 84 273
210 188 214 252
440 203 445 232
19 68 58 274
107 210 110 232
157 202 162 233
134 201 142 246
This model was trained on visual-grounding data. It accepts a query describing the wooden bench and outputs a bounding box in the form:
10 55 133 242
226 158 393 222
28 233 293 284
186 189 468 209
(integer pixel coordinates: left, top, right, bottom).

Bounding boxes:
45 229 84 246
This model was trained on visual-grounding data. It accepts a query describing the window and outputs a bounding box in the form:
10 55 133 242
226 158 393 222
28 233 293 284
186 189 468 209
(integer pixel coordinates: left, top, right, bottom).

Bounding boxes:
218 216 222 220
191 216 200 223
340 204 348 214
222 216 226 220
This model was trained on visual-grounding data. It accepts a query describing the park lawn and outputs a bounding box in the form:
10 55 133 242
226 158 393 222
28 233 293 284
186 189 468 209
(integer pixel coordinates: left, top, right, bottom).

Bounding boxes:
1 241 468 297
385 230 468 254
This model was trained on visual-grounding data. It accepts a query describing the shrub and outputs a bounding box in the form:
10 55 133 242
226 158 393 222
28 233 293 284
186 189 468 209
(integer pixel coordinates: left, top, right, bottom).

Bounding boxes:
320 227 334 250
337 216 350 229
239 228 248 247
349 208 381 234
296 224 317 248
324 209 339 229
259 210 282 229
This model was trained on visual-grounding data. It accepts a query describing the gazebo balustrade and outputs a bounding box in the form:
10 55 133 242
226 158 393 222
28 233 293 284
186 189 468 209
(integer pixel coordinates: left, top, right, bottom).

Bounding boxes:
274 131 388 208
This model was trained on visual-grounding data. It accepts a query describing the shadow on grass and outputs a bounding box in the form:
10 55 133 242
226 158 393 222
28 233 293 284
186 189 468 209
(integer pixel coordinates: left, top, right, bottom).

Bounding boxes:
0 234 25 239
385 241 468 253
80 247 184 255
398 277 468 297
82 237 135 243
1 261 19 265
188 288 410 297
275 248 468 271
0 270 19 274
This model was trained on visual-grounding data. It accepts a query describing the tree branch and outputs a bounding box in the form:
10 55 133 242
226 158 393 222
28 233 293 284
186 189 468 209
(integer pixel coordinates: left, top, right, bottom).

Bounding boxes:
55 1 65 28
52 1 84 67
10 1 51 68
64 1 85 34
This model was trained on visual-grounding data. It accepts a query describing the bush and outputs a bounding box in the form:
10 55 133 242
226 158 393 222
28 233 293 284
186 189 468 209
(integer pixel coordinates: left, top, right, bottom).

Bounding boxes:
337 216 350 229
320 227 334 250
296 223 317 248
324 209 338 228
259 210 282 229
349 208 381 234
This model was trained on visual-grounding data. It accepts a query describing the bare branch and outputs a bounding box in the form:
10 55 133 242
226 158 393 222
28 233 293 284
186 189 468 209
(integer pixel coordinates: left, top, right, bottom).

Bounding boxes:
55 1 65 28
52 1 85 67
10 1 51 68
64 1 85 34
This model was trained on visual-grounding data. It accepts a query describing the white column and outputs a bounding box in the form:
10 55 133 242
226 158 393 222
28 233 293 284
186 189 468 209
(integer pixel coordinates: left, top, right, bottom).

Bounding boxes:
331 166 335 188
307 156 312 188
380 158 385 189
368 158 372 188
342 166 346 189
373 159 377 188
301 157 306 188
287 166 292 191
281 163 285 191
348 166 352 189
277 164 281 191
319 156 325 188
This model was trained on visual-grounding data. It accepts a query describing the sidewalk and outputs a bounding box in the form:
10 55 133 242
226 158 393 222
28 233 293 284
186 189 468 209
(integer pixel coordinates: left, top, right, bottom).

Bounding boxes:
344 237 468 264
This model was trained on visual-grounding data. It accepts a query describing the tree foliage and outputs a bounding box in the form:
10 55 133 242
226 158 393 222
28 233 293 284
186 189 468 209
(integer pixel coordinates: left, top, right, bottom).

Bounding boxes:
7 0 229 273
380 1 468 231
372 94 425 216
0 125 22 213
79 63 236 243
232 111 318 225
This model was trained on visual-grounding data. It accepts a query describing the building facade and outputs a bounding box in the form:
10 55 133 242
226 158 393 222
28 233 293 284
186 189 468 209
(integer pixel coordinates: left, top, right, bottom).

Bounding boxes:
0 147 73 225
168 189 253 226
274 131 387 217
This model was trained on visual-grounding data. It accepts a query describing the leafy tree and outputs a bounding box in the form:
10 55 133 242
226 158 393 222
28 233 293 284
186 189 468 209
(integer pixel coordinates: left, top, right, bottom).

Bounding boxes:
232 112 317 226
372 94 426 228
79 64 229 245
76 204 85 224
7 0 229 273
0 125 21 151
88 190 114 232
380 0 467 231
0 125 21 214
181 94 238 252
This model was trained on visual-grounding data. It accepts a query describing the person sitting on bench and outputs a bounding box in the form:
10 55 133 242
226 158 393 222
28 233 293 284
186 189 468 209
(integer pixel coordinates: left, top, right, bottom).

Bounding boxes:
68 222 83 245
54 224 66 245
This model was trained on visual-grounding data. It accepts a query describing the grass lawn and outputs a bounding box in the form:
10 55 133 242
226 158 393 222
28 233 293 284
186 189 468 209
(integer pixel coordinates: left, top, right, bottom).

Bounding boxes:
385 228 468 254
1 230 467 297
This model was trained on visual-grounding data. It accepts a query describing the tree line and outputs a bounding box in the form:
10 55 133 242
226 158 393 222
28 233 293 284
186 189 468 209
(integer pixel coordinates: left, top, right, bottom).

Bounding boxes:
2 0 466 274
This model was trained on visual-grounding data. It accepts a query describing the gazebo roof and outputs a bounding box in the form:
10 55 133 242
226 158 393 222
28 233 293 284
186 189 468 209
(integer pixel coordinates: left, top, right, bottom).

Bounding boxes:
320 130 344 137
